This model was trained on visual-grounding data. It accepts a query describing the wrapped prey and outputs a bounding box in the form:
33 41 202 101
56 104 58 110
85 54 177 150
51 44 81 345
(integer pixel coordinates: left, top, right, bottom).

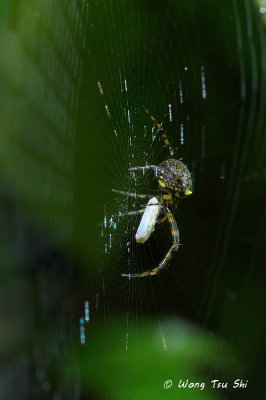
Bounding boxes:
135 197 160 243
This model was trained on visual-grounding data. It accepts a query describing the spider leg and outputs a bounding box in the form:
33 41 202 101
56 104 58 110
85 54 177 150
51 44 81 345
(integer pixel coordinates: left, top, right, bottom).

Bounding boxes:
112 209 145 218
129 165 159 176
143 106 175 157
156 215 168 224
121 208 179 278
112 189 150 200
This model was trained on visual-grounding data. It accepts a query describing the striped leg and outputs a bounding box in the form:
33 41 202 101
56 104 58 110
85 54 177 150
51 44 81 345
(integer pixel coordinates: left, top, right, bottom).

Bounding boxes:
121 208 179 278
112 189 150 200
112 209 145 218
143 106 174 157
129 165 159 175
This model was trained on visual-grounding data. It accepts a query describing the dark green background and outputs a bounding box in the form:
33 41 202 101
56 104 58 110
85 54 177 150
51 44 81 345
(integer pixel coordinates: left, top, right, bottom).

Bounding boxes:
0 0 265 399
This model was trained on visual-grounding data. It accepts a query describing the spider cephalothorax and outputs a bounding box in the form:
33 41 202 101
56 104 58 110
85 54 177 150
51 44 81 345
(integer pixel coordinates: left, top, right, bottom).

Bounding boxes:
112 107 192 278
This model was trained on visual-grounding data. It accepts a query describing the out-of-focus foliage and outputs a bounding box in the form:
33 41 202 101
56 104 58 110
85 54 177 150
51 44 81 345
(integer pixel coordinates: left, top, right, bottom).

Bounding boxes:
64 318 236 400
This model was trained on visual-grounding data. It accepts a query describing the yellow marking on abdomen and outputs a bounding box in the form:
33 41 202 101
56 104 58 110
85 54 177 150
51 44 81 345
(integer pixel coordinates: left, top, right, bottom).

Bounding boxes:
163 194 172 200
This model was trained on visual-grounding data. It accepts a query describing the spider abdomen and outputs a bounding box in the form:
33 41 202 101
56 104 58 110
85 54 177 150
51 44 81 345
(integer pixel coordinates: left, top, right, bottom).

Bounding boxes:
158 158 192 197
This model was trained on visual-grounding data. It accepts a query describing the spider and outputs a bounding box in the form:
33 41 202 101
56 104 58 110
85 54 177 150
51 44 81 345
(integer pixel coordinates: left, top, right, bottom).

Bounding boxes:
112 107 192 278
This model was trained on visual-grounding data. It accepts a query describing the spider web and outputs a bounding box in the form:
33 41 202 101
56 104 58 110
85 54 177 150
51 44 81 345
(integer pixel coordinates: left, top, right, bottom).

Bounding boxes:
79 0 266 395
87 1 236 319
